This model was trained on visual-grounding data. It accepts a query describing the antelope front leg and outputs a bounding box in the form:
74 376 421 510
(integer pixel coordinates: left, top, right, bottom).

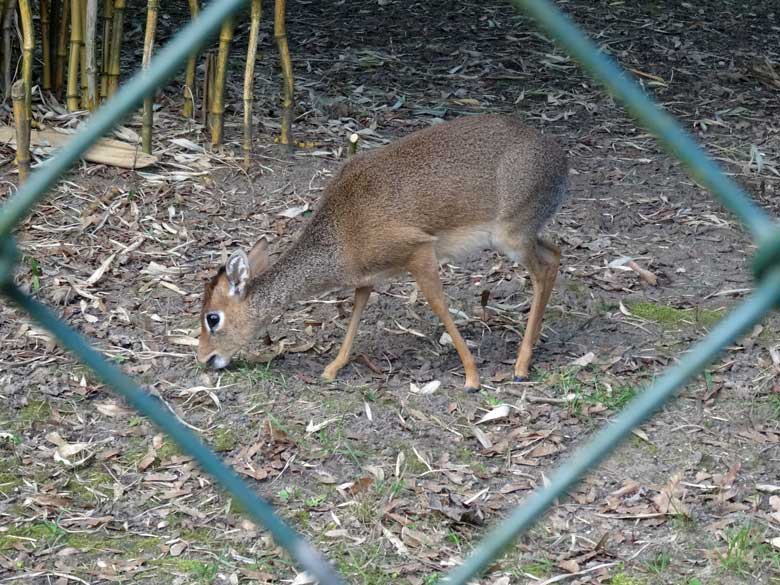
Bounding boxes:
322 286 372 381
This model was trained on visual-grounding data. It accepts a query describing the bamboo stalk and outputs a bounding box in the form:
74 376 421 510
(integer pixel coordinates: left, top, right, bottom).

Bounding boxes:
18 0 33 121
54 0 69 96
79 0 86 107
83 0 97 109
182 0 199 118
106 0 124 96
41 0 51 90
274 0 293 147
12 80 31 183
0 0 4 83
66 0 81 110
210 18 233 148
141 0 157 154
99 0 111 99
201 50 212 126
242 0 261 166
2 0 16 102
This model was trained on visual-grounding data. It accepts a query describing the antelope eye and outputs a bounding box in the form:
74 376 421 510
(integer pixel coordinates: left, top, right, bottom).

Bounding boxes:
206 312 221 330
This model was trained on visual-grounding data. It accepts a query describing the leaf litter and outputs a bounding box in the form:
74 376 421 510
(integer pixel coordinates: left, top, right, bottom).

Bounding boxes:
1 1 780 583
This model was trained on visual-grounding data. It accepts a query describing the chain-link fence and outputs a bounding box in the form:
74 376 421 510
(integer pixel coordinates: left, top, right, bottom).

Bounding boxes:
2 1 776 583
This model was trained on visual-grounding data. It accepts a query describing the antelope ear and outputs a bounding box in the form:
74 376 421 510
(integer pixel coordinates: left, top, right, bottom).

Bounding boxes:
225 249 250 298
248 238 270 277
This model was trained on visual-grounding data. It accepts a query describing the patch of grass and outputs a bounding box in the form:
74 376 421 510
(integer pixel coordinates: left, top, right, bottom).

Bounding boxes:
719 523 779 575
0 470 22 492
120 436 180 468
626 301 724 329
18 400 52 429
542 367 638 414
518 558 554 578
156 439 182 461
589 383 637 410
26 256 41 292
481 392 504 408
128 415 145 427
67 469 114 503
0 521 160 553
210 426 239 452
610 573 646 585
225 360 275 385
769 394 780 419
147 558 221 583
332 542 400 585
646 551 671 575
670 511 696 532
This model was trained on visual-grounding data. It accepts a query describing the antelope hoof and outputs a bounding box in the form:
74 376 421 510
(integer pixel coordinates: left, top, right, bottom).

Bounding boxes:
321 365 341 382
464 384 481 393
513 375 528 383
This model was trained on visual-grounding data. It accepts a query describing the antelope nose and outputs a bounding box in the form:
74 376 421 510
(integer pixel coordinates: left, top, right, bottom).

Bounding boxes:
206 355 217 368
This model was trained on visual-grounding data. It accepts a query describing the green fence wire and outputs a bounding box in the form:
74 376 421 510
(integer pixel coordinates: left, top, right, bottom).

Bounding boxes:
1 0 777 583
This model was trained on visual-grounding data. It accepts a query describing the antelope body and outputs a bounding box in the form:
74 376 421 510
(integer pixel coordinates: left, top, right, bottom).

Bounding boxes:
198 114 568 390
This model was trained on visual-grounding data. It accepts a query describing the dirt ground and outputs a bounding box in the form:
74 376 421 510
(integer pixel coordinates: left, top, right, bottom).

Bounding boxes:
1 1 780 584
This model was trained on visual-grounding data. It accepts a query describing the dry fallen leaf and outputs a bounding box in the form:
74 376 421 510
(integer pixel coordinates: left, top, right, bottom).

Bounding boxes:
306 417 340 433
86 252 117 286
410 380 441 395
169 541 188 556
477 404 510 424
570 351 596 367
278 203 309 218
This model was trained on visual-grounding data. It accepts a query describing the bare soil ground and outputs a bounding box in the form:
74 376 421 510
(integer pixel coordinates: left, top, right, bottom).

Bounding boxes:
1 1 780 584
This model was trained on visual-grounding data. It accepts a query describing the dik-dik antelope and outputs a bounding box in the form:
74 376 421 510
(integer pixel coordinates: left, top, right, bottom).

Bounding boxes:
197 114 568 391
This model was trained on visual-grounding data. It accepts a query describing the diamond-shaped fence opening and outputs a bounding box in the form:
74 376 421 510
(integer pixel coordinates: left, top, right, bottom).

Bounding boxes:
1 1 777 584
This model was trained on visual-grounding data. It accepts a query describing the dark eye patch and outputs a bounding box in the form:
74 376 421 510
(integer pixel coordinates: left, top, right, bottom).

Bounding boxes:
206 312 220 330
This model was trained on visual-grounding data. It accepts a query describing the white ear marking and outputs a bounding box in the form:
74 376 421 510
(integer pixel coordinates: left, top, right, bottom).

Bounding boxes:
226 250 250 297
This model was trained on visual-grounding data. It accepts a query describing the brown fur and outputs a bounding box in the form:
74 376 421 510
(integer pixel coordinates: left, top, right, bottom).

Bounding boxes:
198 114 569 388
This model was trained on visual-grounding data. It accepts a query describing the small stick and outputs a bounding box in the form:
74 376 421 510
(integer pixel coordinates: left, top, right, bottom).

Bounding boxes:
106 0 124 96
41 0 51 90
274 0 294 148
347 132 358 157
12 80 31 183
210 17 233 148
242 0 262 166
83 0 97 109
181 0 199 118
140 0 158 154
54 0 69 96
99 0 111 99
66 0 82 111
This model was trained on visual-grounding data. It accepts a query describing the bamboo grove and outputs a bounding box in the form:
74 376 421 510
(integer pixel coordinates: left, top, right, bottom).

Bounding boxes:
0 0 294 181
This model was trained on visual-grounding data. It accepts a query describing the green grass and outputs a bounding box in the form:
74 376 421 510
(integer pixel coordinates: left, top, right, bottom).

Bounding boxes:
518 558 554 578
769 394 780 418
720 523 780 575
0 521 161 554
626 301 725 329
646 551 671 575
224 360 275 385
18 400 52 429
210 426 239 452
610 573 646 585
542 367 639 414
332 542 401 585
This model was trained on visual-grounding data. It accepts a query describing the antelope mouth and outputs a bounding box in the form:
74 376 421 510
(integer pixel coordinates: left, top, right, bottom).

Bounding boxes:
203 353 231 370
